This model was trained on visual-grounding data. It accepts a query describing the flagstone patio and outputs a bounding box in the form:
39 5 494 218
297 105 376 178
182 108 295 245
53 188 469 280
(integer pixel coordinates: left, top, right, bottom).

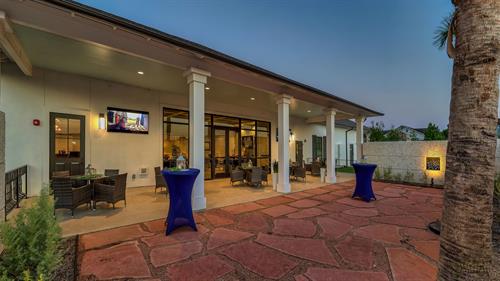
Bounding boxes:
77 181 442 281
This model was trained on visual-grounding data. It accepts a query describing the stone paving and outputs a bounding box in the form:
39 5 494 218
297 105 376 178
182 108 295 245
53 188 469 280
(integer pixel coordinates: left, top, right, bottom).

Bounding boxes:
77 181 442 281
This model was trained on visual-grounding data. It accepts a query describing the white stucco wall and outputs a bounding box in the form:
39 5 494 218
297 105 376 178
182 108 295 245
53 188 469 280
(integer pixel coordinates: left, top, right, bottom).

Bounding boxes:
289 117 357 165
0 63 278 195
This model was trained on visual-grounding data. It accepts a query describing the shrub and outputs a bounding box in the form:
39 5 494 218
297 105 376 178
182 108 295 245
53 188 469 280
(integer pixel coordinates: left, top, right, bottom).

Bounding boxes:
403 170 414 183
393 173 402 182
374 168 381 180
383 167 393 181
0 188 61 280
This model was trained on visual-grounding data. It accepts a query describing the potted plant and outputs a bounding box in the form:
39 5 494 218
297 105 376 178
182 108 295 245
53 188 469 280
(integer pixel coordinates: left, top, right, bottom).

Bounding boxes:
272 160 278 191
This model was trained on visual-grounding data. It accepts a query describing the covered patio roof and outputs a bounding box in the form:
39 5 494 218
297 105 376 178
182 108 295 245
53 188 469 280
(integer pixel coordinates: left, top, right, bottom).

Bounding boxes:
0 0 383 121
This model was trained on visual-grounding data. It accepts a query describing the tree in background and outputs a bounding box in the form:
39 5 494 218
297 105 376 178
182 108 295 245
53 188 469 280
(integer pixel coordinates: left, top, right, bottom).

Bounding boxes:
368 121 386 142
434 0 499 280
385 127 406 141
424 122 446 140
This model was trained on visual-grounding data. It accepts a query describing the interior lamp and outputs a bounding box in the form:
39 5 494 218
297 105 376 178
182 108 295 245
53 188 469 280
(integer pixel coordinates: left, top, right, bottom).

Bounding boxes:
98 113 106 130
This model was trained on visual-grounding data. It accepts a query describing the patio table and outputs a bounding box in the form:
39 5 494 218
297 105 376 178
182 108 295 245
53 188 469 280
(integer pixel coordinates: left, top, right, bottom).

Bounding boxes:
352 163 377 202
162 168 199 235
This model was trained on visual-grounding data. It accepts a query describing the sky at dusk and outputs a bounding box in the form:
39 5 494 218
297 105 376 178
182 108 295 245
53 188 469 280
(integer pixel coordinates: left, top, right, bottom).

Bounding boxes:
77 0 457 129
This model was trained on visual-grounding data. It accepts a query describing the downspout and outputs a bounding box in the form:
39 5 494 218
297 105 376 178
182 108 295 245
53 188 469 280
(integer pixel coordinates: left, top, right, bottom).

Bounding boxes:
345 127 354 167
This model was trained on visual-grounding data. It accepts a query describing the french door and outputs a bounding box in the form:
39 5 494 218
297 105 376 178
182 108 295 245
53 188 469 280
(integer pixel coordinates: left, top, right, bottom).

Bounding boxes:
212 127 240 178
49 113 85 178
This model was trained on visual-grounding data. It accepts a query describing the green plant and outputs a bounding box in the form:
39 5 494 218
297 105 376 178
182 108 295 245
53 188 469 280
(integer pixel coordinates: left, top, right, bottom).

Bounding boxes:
423 122 446 140
383 167 392 181
168 167 181 172
272 160 278 173
393 173 402 182
0 188 61 280
403 170 414 183
374 168 381 180
368 121 386 142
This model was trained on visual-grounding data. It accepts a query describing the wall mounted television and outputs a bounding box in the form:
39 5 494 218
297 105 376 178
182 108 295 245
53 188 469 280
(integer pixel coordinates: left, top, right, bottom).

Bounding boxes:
107 107 149 134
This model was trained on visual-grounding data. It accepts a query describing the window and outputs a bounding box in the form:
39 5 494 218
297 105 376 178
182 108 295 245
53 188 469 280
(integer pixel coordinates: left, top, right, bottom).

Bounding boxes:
312 135 326 162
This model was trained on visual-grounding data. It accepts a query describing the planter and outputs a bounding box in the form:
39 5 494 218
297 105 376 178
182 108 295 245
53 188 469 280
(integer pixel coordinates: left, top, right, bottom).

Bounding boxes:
272 172 278 191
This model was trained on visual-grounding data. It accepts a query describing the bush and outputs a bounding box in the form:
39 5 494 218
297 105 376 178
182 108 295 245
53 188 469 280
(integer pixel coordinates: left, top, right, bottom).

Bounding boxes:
403 170 414 183
383 167 393 181
393 173 402 182
374 168 381 180
0 188 61 280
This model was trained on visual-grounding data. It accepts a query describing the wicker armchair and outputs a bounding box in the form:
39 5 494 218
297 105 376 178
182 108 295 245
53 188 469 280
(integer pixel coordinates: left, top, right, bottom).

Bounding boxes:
52 177 92 216
103 169 120 185
246 167 263 187
154 166 168 194
230 168 245 186
94 173 127 209
294 166 307 182
311 161 321 176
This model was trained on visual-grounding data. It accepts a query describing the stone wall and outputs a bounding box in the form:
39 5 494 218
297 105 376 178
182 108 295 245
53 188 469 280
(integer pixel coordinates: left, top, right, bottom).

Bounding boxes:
363 140 500 186
0 111 5 221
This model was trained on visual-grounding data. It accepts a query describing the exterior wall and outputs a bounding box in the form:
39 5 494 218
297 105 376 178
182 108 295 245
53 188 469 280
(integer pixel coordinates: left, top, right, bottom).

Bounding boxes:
0 111 5 221
0 63 277 195
289 117 357 165
363 141 447 185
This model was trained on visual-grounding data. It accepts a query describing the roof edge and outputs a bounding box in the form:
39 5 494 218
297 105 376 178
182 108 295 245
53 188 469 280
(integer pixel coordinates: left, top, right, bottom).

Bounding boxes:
40 0 383 117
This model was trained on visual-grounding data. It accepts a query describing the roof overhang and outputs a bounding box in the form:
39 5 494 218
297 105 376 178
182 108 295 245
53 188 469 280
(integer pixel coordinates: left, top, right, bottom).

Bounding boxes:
0 0 383 119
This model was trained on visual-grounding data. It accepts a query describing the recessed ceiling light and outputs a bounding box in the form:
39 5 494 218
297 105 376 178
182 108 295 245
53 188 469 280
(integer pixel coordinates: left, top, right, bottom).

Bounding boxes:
137 71 144 75
250 97 255 101
205 86 210 90
307 110 311 113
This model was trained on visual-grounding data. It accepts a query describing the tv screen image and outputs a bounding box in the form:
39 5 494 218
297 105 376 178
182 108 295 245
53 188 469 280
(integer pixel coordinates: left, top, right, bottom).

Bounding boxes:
107 107 149 134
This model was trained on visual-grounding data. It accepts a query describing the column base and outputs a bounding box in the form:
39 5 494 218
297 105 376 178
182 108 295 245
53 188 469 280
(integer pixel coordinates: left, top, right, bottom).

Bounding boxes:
325 176 337 184
277 183 291 194
192 195 206 211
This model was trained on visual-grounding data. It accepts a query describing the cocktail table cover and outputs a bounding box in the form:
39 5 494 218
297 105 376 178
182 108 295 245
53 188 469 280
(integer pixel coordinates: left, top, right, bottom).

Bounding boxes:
162 168 200 235
352 163 377 202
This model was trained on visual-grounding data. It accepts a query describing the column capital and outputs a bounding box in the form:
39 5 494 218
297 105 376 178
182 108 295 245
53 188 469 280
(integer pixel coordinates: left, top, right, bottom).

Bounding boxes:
355 115 365 122
324 108 337 116
276 94 292 105
183 67 211 84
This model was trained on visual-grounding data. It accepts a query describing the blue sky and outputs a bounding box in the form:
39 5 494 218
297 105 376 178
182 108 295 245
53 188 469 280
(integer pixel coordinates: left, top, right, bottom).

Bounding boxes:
77 0 455 129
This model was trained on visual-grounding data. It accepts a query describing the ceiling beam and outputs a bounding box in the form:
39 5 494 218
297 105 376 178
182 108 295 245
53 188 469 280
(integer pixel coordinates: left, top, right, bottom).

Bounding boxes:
0 11 32 76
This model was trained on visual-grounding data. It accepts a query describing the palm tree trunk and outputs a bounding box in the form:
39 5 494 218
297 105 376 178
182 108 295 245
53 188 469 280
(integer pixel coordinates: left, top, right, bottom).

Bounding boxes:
438 0 499 280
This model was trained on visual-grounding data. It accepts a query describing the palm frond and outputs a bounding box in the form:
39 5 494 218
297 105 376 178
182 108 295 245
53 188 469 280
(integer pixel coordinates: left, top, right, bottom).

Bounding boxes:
433 13 453 50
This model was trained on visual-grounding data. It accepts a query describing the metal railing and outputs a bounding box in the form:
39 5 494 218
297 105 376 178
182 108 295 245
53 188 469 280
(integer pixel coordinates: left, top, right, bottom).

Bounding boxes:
5 165 28 220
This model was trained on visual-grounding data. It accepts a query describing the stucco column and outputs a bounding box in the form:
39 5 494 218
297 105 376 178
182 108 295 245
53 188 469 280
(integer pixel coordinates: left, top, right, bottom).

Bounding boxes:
276 94 291 193
355 116 364 162
325 109 337 183
183 67 210 210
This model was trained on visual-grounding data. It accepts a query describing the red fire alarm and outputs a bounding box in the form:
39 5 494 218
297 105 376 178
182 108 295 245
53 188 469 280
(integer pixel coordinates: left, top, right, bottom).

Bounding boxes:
32 119 40 126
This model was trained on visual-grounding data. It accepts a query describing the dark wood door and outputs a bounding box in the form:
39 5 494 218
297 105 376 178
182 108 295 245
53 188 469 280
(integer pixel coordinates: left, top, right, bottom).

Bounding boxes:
49 113 85 178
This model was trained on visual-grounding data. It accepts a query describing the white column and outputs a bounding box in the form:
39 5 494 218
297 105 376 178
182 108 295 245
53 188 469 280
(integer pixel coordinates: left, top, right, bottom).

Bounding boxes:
355 116 365 162
183 67 210 210
276 95 291 193
325 109 337 183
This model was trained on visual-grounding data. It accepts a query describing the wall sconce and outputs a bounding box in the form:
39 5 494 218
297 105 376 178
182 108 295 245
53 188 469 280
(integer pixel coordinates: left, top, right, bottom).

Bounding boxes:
98 113 106 130
426 157 440 171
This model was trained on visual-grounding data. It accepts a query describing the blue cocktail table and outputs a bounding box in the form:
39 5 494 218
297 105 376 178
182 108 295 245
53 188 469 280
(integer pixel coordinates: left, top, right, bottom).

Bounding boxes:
352 163 377 202
162 168 200 235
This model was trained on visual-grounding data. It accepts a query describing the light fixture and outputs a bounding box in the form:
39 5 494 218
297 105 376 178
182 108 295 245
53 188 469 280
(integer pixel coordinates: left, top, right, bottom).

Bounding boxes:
426 157 440 171
250 97 255 101
205 86 210 90
98 113 106 130
137 71 144 75
307 110 311 113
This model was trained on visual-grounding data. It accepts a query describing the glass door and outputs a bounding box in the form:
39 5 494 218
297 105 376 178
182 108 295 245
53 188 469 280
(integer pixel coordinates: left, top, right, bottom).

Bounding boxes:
49 113 85 178
213 127 240 178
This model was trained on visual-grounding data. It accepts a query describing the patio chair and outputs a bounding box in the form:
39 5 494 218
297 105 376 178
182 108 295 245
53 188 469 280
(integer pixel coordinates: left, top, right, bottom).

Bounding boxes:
230 168 245 186
261 166 269 185
154 166 168 195
311 162 321 176
52 177 92 216
93 173 127 209
246 167 263 187
294 166 307 182
103 169 120 185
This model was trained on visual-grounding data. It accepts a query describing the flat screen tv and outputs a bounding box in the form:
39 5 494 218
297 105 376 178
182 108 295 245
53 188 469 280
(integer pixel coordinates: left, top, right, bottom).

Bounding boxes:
107 107 149 134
